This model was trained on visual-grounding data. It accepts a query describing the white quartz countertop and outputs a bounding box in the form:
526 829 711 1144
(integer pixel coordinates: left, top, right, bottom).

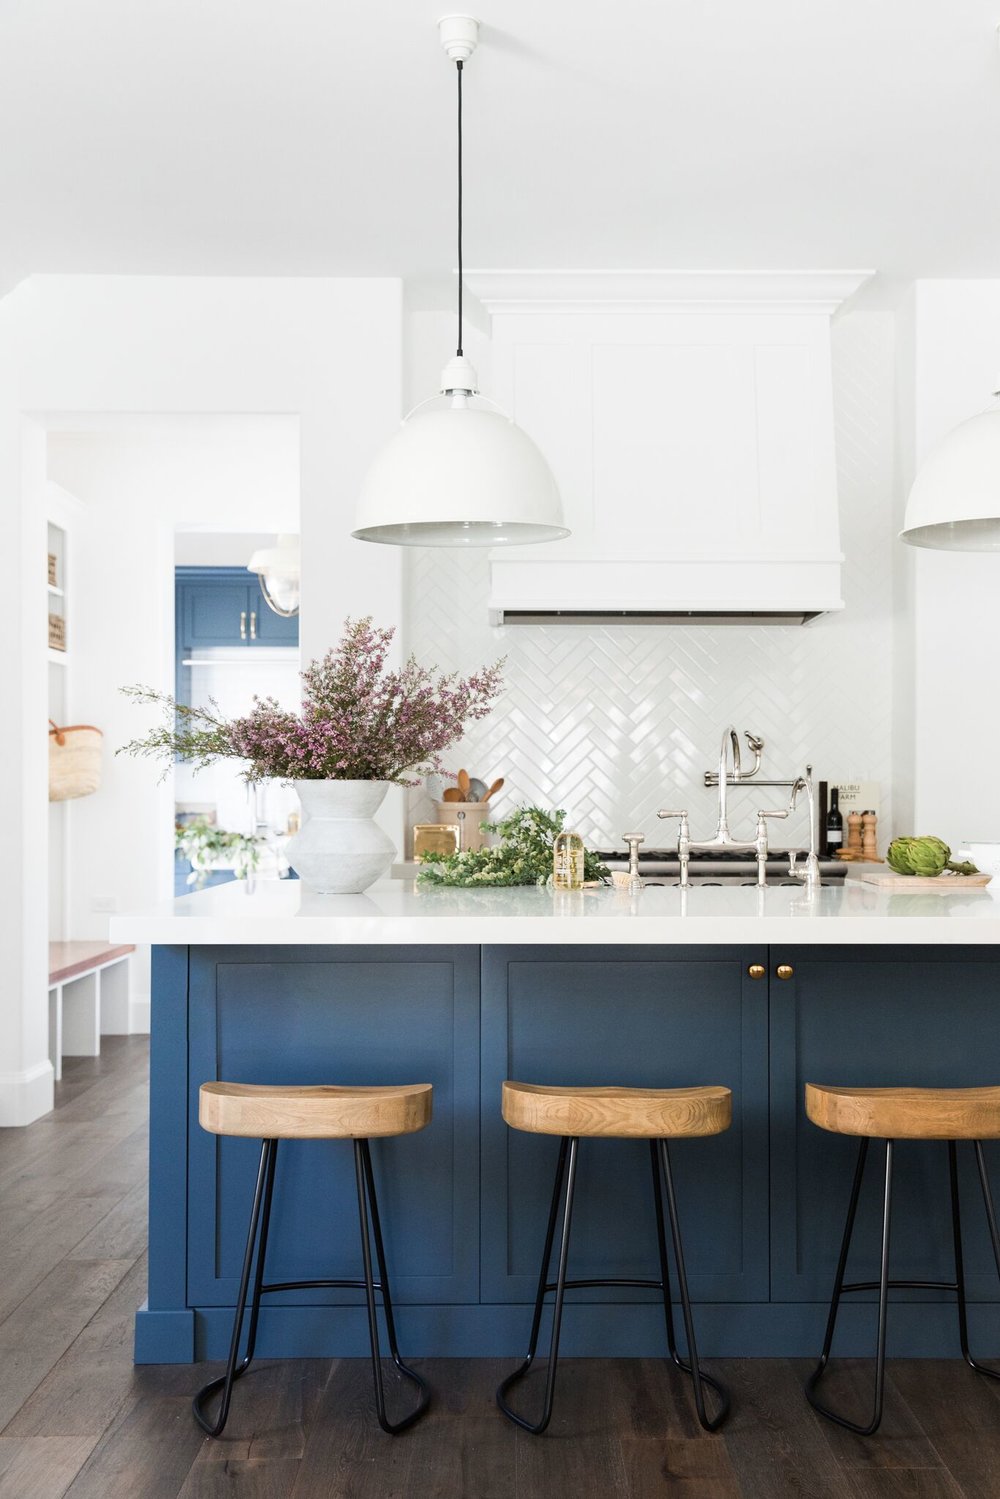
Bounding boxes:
110 875 1000 947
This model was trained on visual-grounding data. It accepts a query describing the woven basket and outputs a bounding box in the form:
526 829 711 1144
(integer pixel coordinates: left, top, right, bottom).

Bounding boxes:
48 720 103 801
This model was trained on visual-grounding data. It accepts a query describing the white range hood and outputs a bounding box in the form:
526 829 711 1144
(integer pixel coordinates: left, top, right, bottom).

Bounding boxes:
470 271 872 625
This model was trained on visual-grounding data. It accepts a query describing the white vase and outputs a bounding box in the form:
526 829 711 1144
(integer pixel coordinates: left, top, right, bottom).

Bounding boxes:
285 780 396 894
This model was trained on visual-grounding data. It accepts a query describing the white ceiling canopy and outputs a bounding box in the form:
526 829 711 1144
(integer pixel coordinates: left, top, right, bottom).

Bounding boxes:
2 1 999 294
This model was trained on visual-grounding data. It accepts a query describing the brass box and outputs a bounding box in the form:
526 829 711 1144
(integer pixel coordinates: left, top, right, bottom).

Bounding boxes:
413 824 462 862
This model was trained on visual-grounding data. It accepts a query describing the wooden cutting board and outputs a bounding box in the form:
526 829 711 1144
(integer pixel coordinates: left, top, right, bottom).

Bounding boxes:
859 871 993 890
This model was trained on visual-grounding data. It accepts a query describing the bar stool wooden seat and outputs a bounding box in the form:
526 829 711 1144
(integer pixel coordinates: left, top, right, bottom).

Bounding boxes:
496 1080 732 1436
193 1081 432 1439
805 1082 1000 1436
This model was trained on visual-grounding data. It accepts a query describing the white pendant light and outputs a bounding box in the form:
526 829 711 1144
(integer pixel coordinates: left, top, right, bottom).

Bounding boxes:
247 533 301 616
353 15 568 549
901 390 1000 551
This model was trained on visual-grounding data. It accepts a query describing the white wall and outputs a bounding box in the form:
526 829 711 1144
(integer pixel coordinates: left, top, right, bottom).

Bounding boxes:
910 282 1000 846
175 532 277 567
891 285 917 836
1 275 403 1123
0 416 52 1125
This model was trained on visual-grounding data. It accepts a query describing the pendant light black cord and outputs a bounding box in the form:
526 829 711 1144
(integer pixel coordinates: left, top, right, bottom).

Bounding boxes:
456 59 464 358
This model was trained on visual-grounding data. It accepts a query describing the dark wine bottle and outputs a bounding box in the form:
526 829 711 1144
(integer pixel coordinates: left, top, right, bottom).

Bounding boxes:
826 786 844 851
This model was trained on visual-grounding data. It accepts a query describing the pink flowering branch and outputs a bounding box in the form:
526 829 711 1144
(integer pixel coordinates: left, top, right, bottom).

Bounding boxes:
120 617 505 787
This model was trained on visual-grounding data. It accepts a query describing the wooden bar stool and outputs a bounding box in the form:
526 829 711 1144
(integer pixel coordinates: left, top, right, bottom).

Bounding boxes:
805 1083 1000 1435
496 1080 732 1435
192 1080 433 1438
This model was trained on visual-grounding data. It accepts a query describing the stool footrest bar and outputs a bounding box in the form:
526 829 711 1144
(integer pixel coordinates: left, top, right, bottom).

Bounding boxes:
260 1278 384 1294
840 1279 959 1295
541 1277 665 1293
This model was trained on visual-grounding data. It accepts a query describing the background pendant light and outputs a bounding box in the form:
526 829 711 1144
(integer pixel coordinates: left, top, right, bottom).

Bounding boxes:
247 533 301 616
353 15 568 548
901 390 1000 551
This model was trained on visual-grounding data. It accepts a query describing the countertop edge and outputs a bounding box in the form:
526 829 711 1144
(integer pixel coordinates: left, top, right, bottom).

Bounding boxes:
109 916 1000 946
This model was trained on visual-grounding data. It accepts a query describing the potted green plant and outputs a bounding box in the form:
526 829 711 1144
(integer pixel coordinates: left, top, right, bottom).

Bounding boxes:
174 819 264 889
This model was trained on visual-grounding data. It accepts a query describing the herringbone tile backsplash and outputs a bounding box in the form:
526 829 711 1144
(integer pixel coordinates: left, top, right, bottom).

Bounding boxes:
403 312 895 855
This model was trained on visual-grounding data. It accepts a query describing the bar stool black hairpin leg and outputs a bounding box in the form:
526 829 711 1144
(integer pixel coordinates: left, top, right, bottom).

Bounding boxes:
651 1139 730 1431
354 1138 431 1434
496 1136 577 1435
497 1081 731 1438
953 1140 1000 1381
193 1137 279 1437
193 1080 433 1441
806 1137 893 1437
497 1133 730 1436
808 1135 1000 1437
804 1082 1000 1437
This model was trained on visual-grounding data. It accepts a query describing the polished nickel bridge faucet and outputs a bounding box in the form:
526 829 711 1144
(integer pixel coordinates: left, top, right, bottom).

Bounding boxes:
657 726 821 890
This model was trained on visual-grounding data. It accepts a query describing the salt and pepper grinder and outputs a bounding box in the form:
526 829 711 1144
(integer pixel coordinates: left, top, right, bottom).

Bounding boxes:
846 811 863 858
862 810 878 862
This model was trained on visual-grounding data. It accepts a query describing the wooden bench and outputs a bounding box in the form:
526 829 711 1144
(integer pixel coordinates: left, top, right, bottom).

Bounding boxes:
48 941 135 1081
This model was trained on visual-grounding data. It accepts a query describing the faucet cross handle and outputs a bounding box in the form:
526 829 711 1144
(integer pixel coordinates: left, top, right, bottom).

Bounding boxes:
657 809 690 843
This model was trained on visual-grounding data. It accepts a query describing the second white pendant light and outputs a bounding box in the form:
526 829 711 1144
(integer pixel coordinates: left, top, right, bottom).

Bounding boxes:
353 16 568 549
901 390 1000 551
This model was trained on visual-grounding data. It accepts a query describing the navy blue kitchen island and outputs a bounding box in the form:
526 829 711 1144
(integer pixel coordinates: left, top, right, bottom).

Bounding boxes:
124 896 1000 1363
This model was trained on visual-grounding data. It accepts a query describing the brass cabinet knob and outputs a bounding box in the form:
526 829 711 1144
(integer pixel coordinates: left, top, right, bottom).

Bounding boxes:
747 964 766 980
776 964 794 980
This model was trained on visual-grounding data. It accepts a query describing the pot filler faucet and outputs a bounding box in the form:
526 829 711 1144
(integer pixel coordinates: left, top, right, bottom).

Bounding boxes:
656 726 821 890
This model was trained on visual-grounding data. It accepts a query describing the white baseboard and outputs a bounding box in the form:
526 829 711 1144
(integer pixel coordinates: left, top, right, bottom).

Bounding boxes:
129 997 151 1035
0 1059 55 1127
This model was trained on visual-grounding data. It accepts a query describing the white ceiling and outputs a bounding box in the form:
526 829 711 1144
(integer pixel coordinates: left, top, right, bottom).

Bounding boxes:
3 0 999 297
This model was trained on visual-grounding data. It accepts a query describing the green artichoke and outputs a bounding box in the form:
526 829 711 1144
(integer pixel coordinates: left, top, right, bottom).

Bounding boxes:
886 835 977 878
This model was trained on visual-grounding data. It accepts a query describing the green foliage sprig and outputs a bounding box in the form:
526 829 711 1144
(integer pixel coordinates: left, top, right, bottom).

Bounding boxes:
417 806 609 888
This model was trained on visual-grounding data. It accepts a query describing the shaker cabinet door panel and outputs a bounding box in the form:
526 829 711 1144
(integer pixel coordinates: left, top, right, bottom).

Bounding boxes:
481 945 770 1304
186 945 480 1307
180 582 252 648
769 947 1000 1304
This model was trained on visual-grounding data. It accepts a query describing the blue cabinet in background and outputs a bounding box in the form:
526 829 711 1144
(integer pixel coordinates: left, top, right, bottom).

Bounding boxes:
176 566 299 655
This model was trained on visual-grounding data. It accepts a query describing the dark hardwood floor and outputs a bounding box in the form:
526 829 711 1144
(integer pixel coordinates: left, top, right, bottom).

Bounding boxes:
2 1038 999 1497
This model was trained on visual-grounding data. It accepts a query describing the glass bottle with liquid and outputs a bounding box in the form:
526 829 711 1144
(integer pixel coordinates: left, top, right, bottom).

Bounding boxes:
553 831 585 891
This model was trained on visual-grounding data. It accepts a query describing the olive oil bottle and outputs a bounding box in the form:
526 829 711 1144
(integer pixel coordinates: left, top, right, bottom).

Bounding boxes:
553 831 585 890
